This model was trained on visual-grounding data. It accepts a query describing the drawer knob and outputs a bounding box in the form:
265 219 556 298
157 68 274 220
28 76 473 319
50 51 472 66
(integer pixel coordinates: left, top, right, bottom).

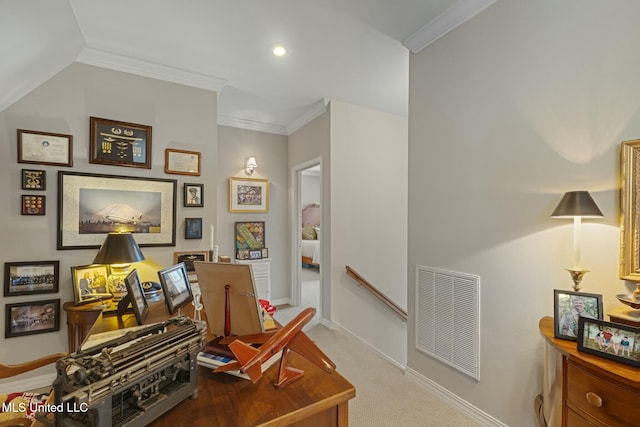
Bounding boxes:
585 392 602 408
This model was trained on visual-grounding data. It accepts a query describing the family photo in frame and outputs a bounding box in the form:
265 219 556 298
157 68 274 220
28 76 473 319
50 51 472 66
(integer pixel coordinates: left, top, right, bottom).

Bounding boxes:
578 317 640 367
553 289 603 341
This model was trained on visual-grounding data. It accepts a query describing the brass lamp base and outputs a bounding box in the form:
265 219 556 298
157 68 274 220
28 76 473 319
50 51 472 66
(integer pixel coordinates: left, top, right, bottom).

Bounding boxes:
566 268 589 292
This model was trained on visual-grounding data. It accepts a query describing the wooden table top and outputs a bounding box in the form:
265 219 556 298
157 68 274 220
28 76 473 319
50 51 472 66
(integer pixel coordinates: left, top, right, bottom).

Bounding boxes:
149 352 355 427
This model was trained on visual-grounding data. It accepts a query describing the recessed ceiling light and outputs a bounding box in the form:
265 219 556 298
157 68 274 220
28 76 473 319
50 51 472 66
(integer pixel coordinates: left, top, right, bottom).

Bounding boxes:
273 46 287 57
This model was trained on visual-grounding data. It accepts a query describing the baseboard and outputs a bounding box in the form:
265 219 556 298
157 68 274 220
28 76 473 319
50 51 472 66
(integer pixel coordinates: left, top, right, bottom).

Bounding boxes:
0 372 56 394
271 297 290 307
331 321 405 371
405 367 507 427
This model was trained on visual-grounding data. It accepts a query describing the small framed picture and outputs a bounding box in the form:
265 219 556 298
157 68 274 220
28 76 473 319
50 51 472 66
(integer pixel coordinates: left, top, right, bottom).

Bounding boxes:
4 261 59 296
261 248 269 258
165 148 201 176
21 169 46 190
17 129 73 167
554 289 603 341
578 317 640 367
185 218 203 239
157 263 193 314
71 264 112 305
21 195 45 215
229 177 269 213
184 183 204 207
89 116 152 169
174 251 209 272
124 269 148 325
5 299 60 338
249 249 262 260
236 249 249 260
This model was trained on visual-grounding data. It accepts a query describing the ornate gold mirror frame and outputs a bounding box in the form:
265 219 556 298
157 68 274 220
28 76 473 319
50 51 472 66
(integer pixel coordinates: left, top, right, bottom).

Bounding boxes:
620 139 640 281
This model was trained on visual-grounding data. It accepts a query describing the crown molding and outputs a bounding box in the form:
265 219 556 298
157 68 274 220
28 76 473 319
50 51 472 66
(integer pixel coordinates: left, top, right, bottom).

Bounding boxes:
285 99 329 135
76 47 227 92
217 116 288 135
402 0 498 54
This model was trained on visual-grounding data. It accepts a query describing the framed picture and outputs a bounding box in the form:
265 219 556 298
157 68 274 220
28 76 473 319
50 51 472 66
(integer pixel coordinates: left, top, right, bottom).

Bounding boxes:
621 140 640 281
58 171 176 249
5 299 60 338
229 177 269 213
124 269 148 325
71 264 112 305
4 261 59 296
554 289 603 341
22 169 46 190
249 249 262 260
165 148 201 176
185 218 203 239
578 317 640 367
174 251 209 272
21 195 45 215
89 117 152 169
184 183 204 207
17 129 73 167
157 263 193 314
261 248 269 259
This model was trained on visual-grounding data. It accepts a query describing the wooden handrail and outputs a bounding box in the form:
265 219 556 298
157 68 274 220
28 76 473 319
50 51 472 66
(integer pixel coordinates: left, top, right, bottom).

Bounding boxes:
345 266 407 322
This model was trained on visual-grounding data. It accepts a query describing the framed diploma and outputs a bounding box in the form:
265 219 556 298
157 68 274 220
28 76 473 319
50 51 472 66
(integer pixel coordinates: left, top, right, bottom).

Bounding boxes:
165 148 201 176
17 129 73 167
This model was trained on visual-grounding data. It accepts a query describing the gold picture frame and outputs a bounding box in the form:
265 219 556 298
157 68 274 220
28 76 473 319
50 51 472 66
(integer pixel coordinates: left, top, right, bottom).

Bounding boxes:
621 140 640 281
229 177 269 213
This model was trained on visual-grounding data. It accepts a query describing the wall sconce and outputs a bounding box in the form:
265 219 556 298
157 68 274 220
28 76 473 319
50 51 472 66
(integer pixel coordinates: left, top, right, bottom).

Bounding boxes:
245 157 258 176
551 191 603 291
93 232 145 299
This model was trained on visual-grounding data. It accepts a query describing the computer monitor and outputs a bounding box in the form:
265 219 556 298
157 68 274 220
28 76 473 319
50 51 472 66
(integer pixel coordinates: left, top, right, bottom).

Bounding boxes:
193 262 264 337
157 262 194 315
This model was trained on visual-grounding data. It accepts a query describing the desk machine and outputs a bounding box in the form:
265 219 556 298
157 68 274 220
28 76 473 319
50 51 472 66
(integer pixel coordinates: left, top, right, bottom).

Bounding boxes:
44 316 206 427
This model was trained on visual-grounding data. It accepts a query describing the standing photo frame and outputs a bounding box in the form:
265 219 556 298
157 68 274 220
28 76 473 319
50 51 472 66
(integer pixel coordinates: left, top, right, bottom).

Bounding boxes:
4 261 59 296
71 264 112 305
89 117 152 169
235 221 265 259
229 177 269 213
578 317 640 367
184 183 204 207
58 171 176 249
157 263 193 314
173 251 209 272
553 289 603 341
5 299 60 338
124 269 149 325
17 129 73 167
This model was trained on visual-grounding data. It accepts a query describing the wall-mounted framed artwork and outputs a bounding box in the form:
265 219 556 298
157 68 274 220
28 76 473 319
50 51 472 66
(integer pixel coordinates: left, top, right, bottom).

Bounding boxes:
21 195 46 215
229 177 269 213
4 260 59 297
5 299 60 338
185 218 203 239
17 129 73 167
21 169 46 190
165 148 201 176
57 171 177 249
621 139 640 281
173 251 209 272
184 183 204 207
89 116 152 169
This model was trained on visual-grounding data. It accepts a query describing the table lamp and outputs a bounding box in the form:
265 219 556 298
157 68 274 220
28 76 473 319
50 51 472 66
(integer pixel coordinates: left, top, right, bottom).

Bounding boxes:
551 191 603 291
93 232 145 298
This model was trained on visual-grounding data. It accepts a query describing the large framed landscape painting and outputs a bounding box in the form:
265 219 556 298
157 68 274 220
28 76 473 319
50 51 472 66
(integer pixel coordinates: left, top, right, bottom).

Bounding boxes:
57 171 176 249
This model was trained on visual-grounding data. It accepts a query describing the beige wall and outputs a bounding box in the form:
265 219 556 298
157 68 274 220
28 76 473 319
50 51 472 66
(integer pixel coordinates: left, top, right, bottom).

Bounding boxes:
0 63 217 380
217 125 289 302
408 1 640 425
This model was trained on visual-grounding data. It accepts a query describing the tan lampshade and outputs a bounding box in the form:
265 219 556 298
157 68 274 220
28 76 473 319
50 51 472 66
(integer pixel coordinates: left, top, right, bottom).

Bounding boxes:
93 233 145 265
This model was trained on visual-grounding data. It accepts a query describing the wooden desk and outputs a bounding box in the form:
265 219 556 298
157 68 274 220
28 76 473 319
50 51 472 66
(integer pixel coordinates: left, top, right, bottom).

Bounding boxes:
149 354 355 427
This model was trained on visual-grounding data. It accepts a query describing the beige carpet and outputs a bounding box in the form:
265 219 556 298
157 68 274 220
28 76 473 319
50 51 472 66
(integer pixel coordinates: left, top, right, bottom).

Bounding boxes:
302 323 480 427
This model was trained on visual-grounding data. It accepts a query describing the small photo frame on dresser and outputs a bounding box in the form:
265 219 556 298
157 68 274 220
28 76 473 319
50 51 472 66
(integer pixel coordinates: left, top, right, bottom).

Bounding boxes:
553 289 603 341
577 317 640 367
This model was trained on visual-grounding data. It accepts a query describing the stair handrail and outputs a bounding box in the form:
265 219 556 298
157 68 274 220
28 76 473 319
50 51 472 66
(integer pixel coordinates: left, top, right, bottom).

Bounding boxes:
345 265 407 322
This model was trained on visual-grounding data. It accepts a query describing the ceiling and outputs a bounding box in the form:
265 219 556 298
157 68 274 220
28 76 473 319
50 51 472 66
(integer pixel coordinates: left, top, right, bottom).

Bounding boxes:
2 0 496 135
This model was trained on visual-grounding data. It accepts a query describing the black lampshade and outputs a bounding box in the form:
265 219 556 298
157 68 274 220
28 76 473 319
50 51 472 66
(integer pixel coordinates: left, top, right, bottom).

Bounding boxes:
93 233 145 265
551 191 603 218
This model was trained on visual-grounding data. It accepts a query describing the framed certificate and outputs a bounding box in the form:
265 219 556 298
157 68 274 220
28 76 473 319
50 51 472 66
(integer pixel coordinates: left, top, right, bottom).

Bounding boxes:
18 129 73 167
165 148 201 176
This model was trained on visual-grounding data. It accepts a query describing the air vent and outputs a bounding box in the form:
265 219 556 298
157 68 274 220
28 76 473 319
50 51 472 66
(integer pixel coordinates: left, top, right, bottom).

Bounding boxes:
415 265 480 380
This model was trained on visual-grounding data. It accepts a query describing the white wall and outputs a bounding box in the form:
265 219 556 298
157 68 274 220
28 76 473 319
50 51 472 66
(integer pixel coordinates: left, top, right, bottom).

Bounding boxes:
330 100 408 366
217 125 289 303
407 1 640 425
0 63 218 382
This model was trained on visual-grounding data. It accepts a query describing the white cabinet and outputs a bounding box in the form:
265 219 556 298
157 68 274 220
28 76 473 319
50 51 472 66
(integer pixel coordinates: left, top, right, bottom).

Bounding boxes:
235 258 271 302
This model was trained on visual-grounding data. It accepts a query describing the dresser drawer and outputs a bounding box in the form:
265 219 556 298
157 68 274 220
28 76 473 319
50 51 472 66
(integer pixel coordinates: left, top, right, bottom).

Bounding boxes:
566 360 639 427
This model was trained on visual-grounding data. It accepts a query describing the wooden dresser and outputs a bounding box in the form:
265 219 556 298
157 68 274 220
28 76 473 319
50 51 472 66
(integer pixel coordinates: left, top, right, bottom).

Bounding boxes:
539 316 640 427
